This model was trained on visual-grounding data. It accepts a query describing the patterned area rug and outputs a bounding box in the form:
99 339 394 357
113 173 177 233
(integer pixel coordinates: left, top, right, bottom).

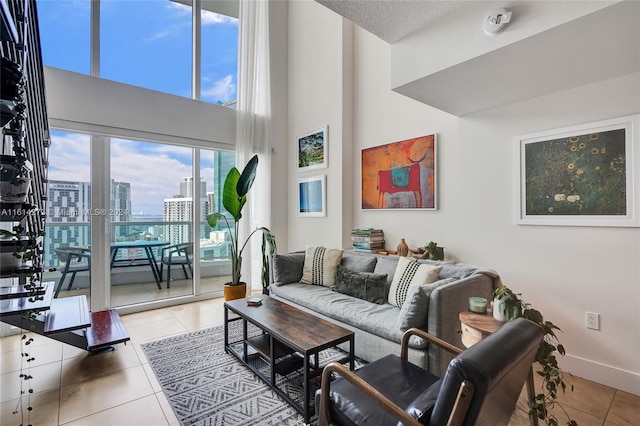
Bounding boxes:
141 322 362 425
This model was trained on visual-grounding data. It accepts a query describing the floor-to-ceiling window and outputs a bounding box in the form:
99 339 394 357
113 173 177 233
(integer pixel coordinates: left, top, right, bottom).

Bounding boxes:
42 130 92 301
100 1 192 96
38 1 239 310
42 132 236 307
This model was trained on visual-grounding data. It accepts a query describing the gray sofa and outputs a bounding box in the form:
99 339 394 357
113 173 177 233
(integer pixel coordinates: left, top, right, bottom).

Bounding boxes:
269 250 496 375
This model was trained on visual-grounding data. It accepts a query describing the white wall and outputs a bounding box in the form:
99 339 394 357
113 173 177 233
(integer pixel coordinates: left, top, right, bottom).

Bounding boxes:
288 0 640 395
287 0 352 249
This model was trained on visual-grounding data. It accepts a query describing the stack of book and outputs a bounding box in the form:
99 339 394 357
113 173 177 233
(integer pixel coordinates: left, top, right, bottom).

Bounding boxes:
351 228 384 253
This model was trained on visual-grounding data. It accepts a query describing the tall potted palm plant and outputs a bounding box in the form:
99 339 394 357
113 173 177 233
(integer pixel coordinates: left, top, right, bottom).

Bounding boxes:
207 154 275 300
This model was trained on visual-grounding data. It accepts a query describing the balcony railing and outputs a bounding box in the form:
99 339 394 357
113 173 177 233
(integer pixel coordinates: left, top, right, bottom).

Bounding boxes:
42 220 231 287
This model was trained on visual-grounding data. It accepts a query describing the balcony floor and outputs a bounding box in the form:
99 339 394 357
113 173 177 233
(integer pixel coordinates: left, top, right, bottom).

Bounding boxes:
53 276 230 308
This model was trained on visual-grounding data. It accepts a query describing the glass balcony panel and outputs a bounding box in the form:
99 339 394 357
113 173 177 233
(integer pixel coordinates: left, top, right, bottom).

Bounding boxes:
42 130 92 302
199 149 234 294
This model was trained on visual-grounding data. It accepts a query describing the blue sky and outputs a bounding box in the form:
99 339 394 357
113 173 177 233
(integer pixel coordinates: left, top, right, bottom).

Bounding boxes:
37 0 237 215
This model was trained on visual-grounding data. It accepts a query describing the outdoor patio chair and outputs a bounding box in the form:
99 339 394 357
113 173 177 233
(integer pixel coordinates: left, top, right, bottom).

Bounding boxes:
159 242 193 288
317 317 544 426
54 247 91 298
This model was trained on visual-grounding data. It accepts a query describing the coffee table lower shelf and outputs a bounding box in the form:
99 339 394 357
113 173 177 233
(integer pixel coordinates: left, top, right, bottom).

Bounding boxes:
224 298 354 424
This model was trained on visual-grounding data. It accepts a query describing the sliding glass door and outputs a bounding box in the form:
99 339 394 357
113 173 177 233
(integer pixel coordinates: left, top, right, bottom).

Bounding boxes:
109 138 196 307
43 129 233 310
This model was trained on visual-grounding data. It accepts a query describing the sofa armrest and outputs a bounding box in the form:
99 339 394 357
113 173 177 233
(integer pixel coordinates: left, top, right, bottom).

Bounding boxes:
426 273 493 374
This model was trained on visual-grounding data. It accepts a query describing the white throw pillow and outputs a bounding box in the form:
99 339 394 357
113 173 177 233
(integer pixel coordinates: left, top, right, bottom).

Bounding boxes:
300 246 344 287
388 256 442 307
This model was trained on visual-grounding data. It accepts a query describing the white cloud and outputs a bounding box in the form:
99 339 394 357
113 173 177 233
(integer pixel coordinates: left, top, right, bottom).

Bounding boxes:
144 30 172 42
202 10 238 26
202 75 236 103
110 139 193 214
48 133 91 182
47 131 231 214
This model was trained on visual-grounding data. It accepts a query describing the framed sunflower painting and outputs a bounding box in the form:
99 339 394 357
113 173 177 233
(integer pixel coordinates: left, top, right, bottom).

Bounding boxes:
516 115 640 227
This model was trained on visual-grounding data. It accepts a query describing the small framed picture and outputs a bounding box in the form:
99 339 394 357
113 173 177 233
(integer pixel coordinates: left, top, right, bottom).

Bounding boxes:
297 126 328 171
297 175 326 217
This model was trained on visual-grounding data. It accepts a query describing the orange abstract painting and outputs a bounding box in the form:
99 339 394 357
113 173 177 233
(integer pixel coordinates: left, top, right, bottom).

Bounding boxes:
361 134 436 210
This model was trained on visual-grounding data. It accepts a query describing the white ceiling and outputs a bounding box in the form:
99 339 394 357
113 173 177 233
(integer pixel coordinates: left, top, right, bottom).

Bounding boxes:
316 0 467 43
314 0 640 116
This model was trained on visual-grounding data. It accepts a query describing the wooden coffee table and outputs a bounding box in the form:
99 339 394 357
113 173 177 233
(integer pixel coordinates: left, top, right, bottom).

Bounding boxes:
224 295 355 424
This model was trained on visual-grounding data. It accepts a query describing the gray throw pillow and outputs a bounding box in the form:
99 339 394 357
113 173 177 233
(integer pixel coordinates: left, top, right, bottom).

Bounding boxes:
396 277 459 330
341 251 378 272
372 255 399 289
272 252 305 285
334 265 388 304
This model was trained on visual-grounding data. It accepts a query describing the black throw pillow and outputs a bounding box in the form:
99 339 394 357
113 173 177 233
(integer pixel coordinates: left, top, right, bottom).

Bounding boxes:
334 265 388 304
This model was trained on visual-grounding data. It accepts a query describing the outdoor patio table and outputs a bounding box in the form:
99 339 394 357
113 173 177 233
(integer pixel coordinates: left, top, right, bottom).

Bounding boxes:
110 240 169 289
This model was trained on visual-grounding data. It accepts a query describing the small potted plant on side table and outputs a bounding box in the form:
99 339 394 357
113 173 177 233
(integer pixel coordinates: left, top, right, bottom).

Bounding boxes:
206 155 275 301
493 285 577 426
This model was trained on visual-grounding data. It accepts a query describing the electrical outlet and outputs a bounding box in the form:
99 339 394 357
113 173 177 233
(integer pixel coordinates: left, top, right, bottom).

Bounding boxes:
586 312 600 330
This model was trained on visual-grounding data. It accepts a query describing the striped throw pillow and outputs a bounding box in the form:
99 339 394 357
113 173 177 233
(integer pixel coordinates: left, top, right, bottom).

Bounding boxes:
388 256 442 307
300 246 344 287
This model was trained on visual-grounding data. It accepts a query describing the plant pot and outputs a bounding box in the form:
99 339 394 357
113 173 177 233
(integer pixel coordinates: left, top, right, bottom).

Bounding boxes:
262 286 270 295
224 282 247 301
493 297 507 322
428 247 445 261
0 177 31 202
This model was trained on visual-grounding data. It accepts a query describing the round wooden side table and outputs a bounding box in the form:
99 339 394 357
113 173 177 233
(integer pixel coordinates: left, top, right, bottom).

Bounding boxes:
458 311 502 348
458 311 538 426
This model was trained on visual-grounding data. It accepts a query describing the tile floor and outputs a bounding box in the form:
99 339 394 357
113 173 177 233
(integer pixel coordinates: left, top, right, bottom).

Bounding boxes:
1 297 639 426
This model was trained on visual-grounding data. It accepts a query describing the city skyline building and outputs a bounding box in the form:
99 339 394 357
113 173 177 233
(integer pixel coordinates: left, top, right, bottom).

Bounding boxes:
163 177 209 246
44 179 133 267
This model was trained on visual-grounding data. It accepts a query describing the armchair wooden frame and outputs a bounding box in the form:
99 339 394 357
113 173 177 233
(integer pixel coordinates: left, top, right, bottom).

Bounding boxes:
319 328 472 426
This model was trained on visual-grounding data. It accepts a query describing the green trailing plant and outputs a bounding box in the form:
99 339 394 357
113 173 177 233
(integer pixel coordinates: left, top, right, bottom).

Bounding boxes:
206 155 275 286
493 285 577 426
1 225 45 425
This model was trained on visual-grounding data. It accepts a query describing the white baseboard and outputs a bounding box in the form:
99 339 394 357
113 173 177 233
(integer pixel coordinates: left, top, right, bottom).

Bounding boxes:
560 354 640 396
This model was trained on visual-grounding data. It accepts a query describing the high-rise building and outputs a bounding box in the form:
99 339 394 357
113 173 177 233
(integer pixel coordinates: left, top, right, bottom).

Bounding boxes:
180 177 206 198
163 177 209 245
206 192 215 214
110 179 132 222
44 179 132 267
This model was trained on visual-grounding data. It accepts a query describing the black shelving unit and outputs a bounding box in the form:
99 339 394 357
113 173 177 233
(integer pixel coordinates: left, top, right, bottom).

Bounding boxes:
1 0 49 284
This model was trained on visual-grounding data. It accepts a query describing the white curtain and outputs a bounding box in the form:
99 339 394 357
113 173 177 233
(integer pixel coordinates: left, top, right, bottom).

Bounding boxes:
236 0 271 291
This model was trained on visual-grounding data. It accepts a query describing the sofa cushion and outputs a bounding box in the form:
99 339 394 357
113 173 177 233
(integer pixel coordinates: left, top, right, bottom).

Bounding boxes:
272 251 305 285
396 278 458 331
270 283 411 345
301 246 343 287
341 251 378 273
388 257 442 307
335 265 387 304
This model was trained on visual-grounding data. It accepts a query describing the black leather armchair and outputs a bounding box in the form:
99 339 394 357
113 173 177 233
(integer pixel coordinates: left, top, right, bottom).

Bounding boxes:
318 317 543 426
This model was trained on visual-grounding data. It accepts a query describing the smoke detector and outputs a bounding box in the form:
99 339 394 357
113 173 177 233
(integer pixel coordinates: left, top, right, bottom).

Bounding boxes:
483 8 512 36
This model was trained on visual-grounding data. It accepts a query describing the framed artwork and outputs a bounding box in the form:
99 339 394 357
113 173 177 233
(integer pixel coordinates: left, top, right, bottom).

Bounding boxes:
297 126 328 171
361 134 437 210
516 114 640 227
297 175 326 217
